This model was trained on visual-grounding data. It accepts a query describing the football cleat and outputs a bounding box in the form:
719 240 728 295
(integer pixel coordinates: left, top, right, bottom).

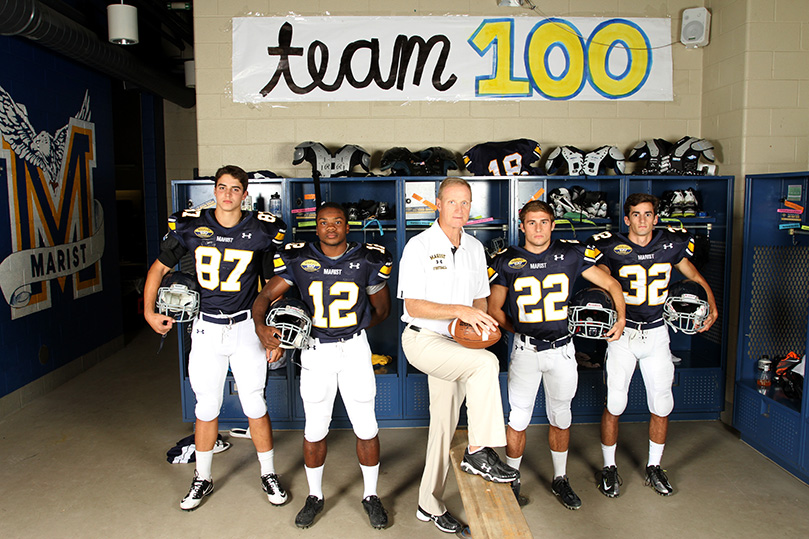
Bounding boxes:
511 478 529 506
682 187 698 217
598 465 622 498
416 506 464 534
180 471 214 511
295 495 325 528
362 495 389 529
552 476 582 510
460 447 520 483
260 473 288 506
670 190 685 218
645 465 674 496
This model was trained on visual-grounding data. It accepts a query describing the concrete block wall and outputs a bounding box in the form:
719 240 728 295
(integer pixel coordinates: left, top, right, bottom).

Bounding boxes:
192 0 709 177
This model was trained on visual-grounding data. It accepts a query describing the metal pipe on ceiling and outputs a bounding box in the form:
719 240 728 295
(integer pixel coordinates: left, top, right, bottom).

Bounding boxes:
0 0 195 108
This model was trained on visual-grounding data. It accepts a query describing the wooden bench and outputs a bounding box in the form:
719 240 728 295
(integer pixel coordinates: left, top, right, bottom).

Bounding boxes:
449 430 533 538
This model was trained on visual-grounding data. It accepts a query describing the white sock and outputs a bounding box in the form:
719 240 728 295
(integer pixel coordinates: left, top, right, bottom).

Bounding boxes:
551 450 568 478
467 446 483 454
648 441 665 467
601 443 617 468
305 464 325 500
257 449 275 476
195 449 213 480
506 455 522 470
359 463 379 499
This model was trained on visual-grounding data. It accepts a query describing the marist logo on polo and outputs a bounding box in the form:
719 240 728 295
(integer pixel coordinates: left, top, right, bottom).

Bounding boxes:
0 85 104 319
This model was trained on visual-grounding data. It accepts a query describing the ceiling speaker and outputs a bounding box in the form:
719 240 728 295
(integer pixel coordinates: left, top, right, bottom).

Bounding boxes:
680 7 711 48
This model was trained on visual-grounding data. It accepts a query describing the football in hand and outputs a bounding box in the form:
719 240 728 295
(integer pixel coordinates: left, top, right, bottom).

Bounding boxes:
448 318 502 349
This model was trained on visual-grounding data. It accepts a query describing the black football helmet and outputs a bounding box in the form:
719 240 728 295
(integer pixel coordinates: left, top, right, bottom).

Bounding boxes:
663 280 710 334
568 287 617 339
265 298 312 349
156 272 201 322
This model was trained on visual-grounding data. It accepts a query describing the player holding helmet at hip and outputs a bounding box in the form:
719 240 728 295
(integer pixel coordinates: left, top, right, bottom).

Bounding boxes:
252 202 393 530
591 193 717 497
487 200 625 509
143 165 288 511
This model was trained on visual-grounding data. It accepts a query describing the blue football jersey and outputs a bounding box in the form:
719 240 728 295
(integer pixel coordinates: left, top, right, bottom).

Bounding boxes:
591 227 694 322
274 242 393 340
158 208 287 314
488 240 596 341
463 139 542 176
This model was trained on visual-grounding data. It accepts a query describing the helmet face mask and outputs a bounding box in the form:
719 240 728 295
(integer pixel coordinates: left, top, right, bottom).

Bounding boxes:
156 272 200 323
568 288 617 339
663 280 710 334
266 298 312 349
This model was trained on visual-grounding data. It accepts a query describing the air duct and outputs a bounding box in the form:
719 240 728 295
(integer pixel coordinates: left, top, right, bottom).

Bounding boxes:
0 0 195 108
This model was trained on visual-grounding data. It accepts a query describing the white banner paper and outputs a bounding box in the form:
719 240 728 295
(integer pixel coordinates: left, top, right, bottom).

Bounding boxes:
233 16 673 103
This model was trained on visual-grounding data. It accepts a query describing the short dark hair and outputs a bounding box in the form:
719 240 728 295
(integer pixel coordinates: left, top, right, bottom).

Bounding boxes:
624 193 659 217
519 200 554 223
316 201 347 221
215 165 249 190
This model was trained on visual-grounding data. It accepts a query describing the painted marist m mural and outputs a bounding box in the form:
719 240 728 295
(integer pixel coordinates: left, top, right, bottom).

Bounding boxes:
0 84 105 319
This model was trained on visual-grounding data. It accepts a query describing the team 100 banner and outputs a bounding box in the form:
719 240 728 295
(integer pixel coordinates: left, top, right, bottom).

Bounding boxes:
232 16 673 103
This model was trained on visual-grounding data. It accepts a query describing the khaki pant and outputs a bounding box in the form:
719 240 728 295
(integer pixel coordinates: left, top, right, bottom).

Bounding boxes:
402 326 507 515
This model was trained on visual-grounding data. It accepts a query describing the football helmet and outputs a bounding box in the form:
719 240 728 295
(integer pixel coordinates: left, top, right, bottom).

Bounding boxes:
156 272 201 322
265 298 312 349
568 287 617 339
663 280 710 334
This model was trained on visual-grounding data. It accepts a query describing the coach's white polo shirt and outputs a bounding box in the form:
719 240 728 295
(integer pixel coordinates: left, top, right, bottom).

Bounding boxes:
398 220 490 337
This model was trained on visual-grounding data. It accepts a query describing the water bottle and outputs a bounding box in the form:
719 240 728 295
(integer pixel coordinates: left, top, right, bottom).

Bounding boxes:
270 193 282 217
757 356 772 390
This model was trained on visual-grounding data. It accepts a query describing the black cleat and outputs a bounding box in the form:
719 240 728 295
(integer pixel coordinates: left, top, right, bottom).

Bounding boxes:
645 465 673 496
460 447 520 483
552 475 582 510
416 506 463 534
180 471 213 511
598 465 622 498
511 478 529 506
362 495 388 529
295 495 324 529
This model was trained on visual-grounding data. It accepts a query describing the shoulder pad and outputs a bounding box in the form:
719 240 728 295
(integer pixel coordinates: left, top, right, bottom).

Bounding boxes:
168 208 203 230
590 231 616 247
363 243 393 264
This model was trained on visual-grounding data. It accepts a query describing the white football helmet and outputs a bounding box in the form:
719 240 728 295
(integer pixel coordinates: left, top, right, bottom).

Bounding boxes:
156 272 201 322
266 298 312 349
663 280 710 334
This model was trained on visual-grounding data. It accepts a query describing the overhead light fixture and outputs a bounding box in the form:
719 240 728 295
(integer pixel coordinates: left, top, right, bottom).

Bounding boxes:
184 60 196 88
107 3 139 45
498 0 524 6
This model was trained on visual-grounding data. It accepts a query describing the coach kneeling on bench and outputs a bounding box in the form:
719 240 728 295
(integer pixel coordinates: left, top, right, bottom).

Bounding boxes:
398 177 518 534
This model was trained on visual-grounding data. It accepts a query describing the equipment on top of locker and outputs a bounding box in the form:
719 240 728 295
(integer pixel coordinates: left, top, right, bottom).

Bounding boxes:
545 145 624 176
628 137 715 175
463 139 542 176
380 146 459 176
292 141 371 178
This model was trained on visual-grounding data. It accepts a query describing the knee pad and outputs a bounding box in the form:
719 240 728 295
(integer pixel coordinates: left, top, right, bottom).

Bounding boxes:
606 390 628 416
508 405 533 433
195 394 223 422
547 400 572 430
304 416 331 443
353 421 379 441
649 389 674 417
238 389 268 419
